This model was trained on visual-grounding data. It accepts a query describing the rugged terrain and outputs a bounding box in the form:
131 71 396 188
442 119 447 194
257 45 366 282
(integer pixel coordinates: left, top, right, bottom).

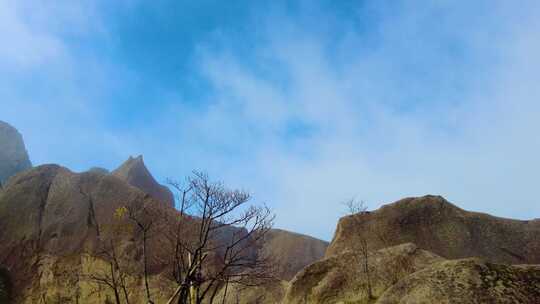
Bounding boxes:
284 196 540 303
284 243 444 304
112 155 175 207
285 242 540 304
327 195 540 264
0 164 327 303
0 121 31 186
261 229 329 280
377 258 540 304
1 122 539 303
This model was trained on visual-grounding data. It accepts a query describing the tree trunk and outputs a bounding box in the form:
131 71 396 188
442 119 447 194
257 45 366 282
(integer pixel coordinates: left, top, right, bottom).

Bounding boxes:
142 230 153 304
363 248 373 299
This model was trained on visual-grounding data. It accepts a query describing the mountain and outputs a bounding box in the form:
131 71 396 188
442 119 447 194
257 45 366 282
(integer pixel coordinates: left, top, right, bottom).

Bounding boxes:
0 163 327 303
327 195 540 264
283 195 540 304
211 229 329 304
262 229 328 280
112 155 174 207
0 121 32 186
0 164 157 255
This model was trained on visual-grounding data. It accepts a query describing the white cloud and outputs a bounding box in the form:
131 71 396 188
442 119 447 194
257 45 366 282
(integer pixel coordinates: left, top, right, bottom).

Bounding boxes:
195 1 540 239
2 0 540 241
0 1 65 68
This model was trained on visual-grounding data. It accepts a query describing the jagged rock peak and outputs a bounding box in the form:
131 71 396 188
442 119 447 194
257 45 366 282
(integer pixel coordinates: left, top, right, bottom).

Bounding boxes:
112 155 174 207
0 120 32 185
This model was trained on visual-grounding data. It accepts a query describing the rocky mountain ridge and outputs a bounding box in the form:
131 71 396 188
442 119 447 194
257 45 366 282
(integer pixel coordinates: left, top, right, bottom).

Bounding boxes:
327 195 540 265
112 155 174 207
0 121 32 186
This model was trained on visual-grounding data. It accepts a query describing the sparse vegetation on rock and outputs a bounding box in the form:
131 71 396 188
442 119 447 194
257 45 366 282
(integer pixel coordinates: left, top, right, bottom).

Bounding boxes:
328 195 540 265
376 258 540 304
284 243 444 304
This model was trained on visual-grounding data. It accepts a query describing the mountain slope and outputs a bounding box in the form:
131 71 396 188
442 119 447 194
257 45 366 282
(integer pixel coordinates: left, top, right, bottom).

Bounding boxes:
327 195 540 265
0 121 32 185
376 258 540 304
262 229 328 280
0 164 156 255
112 155 174 207
284 243 444 304
0 164 326 303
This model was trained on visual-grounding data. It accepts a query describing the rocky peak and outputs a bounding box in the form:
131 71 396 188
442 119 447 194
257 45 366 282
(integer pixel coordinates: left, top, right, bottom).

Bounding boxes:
112 155 174 207
0 120 32 185
326 195 540 264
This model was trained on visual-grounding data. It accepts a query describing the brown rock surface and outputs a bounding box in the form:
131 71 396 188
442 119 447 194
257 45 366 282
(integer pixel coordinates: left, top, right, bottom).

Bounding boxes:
284 243 444 304
376 258 540 304
112 155 174 207
327 195 540 265
0 164 157 255
0 164 326 303
262 229 328 280
0 121 32 186
215 280 289 304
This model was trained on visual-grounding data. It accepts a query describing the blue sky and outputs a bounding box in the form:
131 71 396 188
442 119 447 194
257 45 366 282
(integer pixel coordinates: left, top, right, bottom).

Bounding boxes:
2 0 540 240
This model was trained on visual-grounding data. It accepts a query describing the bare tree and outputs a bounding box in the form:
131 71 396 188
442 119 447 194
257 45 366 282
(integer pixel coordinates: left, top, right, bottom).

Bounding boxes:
344 199 374 300
121 201 158 304
164 171 275 304
87 208 134 304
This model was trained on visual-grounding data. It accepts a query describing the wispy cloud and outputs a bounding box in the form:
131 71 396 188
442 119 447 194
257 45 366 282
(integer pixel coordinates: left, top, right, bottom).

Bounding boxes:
1 0 539 240
192 1 540 238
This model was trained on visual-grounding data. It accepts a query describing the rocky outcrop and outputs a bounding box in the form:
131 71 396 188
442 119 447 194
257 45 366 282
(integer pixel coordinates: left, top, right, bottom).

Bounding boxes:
21 254 175 304
112 156 174 207
0 164 178 301
284 243 444 304
261 229 328 280
376 258 540 304
0 121 32 186
0 164 158 255
327 195 540 265
0 164 324 303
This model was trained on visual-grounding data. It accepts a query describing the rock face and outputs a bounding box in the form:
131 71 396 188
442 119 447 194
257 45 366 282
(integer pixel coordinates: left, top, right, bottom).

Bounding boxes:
327 195 540 265
0 121 32 186
284 243 444 304
0 164 326 303
112 156 174 207
376 258 540 304
262 229 328 280
0 267 10 304
0 164 156 255
216 280 289 304
0 164 179 302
